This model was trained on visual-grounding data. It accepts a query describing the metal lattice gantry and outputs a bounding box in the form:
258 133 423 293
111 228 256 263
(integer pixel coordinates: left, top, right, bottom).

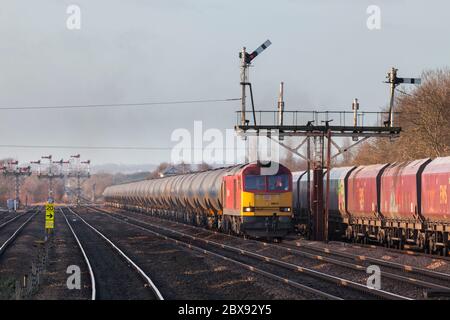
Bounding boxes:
0 154 91 208
0 160 31 211
32 154 91 205
235 106 402 242
234 41 421 242
33 155 65 203
67 154 90 206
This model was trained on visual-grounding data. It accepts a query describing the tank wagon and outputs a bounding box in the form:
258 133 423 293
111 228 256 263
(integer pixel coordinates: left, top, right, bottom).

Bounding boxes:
293 157 450 254
103 162 293 239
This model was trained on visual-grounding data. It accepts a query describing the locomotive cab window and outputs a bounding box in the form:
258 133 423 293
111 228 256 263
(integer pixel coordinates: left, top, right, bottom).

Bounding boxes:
244 176 266 191
268 174 290 191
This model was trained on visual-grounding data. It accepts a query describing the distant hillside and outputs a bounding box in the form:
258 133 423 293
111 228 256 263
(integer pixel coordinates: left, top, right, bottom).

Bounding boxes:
91 163 156 174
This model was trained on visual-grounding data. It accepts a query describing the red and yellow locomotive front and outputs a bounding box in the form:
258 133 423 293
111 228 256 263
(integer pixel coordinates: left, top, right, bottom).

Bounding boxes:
222 163 293 238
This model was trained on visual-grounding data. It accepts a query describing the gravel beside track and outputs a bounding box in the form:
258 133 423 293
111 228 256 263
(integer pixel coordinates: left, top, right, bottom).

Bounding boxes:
75 206 322 300
93 207 414 300
281 239 450 294
297 240 450 274
102 207 450 299
32 207 91 300
61 207 158 300
0 208 41 299
0 211 19 224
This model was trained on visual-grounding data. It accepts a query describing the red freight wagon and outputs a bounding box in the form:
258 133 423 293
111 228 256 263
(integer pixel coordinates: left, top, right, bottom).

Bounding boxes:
380 159 431 221
421 157 450 223
347 164 389 219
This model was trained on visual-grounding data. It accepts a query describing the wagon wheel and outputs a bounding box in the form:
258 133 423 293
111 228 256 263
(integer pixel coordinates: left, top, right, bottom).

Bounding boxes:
377 229 385 245
352 229 357 243
417 232 425 251
365 230 371 245
234 217 241 235
386 234 392 248
222 217 230 234
216 216 222 231
427 238 435 254
345 226 353 242
398 238 403 250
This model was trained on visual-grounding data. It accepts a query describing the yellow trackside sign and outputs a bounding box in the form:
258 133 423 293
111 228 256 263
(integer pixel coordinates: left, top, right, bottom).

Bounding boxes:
45 203 55 229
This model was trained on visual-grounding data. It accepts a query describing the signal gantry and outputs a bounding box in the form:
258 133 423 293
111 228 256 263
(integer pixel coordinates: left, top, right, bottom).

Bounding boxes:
33 155 65 203
67 154 91 206
31 154 91 205
235 40 421 242
0 160 32 210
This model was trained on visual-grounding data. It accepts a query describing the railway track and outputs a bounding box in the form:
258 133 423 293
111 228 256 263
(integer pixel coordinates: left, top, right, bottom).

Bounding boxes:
89 206 413 300
101 207 450 299
0 213 26 230
0 208 39 258
0 211 18 224
0 207 37 227
85 207 346 300
190 218 450 297
281 240 450 290
61 207 163 300
329 240 450 262
74 207 334 300
82 208 341 300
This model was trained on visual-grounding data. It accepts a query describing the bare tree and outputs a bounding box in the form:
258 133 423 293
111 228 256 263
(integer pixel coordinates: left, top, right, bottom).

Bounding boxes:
280 137 308 172
196 162 212 171
352 68 450 164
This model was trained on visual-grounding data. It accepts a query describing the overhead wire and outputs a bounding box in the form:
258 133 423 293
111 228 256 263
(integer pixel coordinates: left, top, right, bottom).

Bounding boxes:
0 97 243 151
0 144 247 151
0 98 241 111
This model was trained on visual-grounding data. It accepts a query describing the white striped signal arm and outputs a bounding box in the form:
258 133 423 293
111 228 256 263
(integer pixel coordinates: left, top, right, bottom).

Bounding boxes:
246 40 272 63
396 77 421 85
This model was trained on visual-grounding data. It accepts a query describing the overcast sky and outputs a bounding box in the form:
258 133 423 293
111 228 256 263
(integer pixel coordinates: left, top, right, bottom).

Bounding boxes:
0 0 449 166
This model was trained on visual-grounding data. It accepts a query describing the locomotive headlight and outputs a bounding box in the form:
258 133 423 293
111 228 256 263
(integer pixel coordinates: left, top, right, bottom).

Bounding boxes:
280 207 291 212
243 206 255 212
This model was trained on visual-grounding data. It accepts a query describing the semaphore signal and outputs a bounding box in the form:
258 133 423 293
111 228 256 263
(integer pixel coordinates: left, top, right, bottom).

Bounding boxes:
385 67 421 127
1 160 31 211
240 39 272 64
239 40 272 127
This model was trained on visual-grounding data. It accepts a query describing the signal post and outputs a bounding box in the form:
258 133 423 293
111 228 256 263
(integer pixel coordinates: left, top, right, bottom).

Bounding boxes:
234 41 420 242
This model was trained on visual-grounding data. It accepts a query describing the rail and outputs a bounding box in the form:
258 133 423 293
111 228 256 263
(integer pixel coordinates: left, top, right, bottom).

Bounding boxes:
66 207 164 300
0 209 39 256
91 206 411 300
61 208 97 300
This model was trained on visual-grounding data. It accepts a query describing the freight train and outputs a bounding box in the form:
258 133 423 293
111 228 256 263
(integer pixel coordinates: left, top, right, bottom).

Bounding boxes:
103 162 293 239
293 156 450 255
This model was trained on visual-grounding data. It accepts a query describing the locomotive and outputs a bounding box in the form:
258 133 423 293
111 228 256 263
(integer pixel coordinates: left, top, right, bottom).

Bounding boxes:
103 162 293 239
293 156 450 255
